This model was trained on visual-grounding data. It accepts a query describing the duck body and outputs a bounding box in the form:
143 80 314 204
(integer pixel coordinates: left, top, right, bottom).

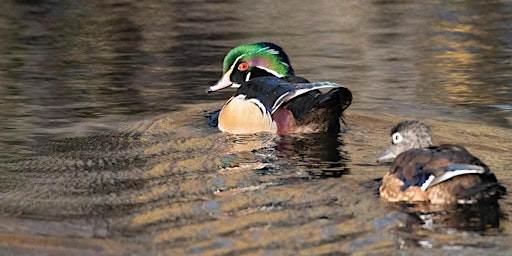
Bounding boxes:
379 121 506 204
218 76 351 134
207 42 352 134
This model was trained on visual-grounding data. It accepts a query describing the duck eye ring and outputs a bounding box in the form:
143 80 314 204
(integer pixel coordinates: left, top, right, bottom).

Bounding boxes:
238 62 249 71
392 132 403 144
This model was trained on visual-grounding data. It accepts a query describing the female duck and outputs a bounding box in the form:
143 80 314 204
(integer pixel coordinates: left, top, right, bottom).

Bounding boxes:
206 42 352 134
378 121 506 204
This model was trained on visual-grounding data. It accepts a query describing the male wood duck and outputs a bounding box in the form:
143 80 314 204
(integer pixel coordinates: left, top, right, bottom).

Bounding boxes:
206 42 352 134
378 121 506 204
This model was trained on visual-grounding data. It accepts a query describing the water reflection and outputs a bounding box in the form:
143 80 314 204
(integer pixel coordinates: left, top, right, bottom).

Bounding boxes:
394 201 503 232
0 109 355 251
0 0 511 255
274 134 350 178
389 200 505 251
420 1 512 126
205 110 351 179
1 0 510 132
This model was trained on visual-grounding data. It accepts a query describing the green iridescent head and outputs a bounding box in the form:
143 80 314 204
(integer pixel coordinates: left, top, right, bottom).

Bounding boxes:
206 42 295 93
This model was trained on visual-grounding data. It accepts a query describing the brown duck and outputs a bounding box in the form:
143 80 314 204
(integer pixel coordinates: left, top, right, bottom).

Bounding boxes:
378 120 506 204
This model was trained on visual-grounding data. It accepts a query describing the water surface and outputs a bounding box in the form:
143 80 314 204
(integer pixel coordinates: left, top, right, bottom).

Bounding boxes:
0 1 511 255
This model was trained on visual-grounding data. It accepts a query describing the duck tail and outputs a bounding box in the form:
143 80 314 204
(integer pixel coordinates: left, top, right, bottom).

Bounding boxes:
458 174 507 203
316 87 352 113
315 87 353 130
285 86 352 133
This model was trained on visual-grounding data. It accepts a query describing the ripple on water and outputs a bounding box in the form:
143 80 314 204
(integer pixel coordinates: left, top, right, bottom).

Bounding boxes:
0 105 511 254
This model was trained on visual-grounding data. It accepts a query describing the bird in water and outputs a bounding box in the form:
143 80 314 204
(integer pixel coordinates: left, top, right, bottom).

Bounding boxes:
378 120 506 204
206 42 352 134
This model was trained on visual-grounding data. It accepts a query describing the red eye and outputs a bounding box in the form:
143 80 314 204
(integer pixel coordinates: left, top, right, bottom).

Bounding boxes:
238 62 249 71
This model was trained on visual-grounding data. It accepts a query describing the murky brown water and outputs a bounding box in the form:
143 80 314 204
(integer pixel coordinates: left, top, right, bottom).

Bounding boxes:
0 1 511 255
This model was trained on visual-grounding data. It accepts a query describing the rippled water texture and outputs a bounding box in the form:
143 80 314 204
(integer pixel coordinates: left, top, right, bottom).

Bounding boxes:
0 1 511 255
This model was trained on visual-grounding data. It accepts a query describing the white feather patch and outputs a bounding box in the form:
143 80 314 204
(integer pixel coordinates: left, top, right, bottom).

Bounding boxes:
271 92 290 114
247 98 270 117
270 82 343 113
246 98 274 129
259 47 280 55
425 165 486 189
420 175 435 191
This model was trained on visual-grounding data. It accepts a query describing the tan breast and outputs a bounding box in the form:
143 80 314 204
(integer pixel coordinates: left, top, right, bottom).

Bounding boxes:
218 97 277 134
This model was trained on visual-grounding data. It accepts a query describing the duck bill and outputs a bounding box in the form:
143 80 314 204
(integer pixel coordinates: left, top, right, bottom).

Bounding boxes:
205 71 233 93
377 150 396 162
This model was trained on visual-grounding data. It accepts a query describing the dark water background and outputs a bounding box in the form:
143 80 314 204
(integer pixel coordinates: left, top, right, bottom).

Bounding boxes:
0 1 511 255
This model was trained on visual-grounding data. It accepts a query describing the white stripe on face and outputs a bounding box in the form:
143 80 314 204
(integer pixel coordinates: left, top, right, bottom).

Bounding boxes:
230 54 246 73
207 54 247 92
256 66 284 77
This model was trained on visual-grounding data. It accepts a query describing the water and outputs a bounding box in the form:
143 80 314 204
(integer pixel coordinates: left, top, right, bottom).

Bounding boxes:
0 0 511 255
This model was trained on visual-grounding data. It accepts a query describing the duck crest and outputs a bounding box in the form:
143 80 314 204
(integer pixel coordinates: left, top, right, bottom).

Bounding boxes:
222 42 294 77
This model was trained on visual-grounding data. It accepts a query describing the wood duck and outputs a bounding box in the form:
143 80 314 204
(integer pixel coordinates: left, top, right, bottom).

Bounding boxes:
378 121 506 204
206 42 352 134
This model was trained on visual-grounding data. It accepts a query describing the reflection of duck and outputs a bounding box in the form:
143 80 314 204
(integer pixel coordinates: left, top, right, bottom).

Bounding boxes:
274 133 350 178
206 42 352 134
389 200 503 232
387 200 503 249
378 121 506 204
